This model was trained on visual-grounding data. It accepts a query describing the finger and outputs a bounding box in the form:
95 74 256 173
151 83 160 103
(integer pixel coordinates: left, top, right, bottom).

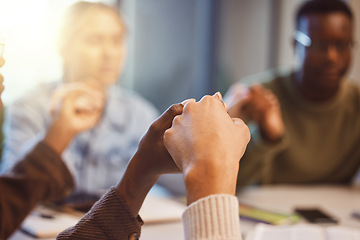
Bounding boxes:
213 92 228 111
73 97 96 112
223 101 228 112
249 85 263 96
232 118 251 142
232 117 246 126
213 91 223 101
236 92 252 108
151 103 184 136
181 98 196 106
226 83 247 98
70 91 104 112
250 84 262 90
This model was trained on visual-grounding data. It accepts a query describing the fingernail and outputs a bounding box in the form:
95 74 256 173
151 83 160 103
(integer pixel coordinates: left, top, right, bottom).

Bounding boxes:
214 92 223 101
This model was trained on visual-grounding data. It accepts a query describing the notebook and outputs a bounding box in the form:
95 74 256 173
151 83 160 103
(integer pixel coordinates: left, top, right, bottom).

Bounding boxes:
139 194 186 223
246 223 360 240
21 206 82 238
239 202 300 225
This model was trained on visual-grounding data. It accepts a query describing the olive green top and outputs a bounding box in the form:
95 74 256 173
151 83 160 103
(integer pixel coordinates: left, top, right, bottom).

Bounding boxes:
237 70 360 190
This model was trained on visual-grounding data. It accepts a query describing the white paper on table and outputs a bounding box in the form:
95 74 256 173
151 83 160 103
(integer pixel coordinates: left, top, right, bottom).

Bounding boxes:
139 194 186 223
21 208 81 238
248 223 360 240
326 226 360 240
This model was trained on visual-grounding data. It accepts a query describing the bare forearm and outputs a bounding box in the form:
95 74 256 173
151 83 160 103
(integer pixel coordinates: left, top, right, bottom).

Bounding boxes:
115 152 159 217
184 163 238 205
44 118 77 155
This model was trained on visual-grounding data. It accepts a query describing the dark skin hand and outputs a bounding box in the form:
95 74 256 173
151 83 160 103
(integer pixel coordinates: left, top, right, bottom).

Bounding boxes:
226 84 284 143
242 85 284 142
116 103 184 217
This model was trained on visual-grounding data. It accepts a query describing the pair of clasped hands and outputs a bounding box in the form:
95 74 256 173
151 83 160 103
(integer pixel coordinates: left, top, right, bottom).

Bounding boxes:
116 91 251 214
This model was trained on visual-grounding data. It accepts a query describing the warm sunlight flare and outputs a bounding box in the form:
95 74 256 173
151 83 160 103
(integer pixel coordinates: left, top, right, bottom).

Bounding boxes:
0 0 79 104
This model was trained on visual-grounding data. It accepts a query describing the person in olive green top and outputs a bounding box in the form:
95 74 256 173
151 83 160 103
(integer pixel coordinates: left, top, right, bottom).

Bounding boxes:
225 0 360 189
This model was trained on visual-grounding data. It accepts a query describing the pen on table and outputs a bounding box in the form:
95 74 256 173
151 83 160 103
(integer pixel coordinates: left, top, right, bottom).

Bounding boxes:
31 212 55 219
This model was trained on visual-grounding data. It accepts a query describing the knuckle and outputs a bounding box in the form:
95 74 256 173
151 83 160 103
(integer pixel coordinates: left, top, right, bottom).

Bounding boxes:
167 103 183 117
202 95 213 101
172 115 182 126
183 101 195 113
198 94 213 104
163 128 173 142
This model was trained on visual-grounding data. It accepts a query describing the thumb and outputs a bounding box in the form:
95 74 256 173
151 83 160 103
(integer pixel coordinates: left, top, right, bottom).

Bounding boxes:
232 117 251 142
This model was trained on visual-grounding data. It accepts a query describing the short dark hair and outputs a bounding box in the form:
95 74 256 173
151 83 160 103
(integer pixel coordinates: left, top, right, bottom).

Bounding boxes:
296 0 353 29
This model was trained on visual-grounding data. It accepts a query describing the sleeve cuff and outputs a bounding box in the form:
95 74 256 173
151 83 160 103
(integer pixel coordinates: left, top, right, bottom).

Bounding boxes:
183 194 242 240
16 141 74 200
90 187 143 238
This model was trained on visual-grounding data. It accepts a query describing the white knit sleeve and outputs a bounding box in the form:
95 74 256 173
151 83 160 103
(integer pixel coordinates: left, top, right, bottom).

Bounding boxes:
182 194 242 240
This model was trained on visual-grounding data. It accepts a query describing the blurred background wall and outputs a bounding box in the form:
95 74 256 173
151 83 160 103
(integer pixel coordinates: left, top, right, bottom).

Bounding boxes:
121 0 360 111
0 0 359 112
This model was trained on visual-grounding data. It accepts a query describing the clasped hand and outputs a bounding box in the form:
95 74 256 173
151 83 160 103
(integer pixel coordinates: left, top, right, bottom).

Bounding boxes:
123 92 250 207
225 83 284 142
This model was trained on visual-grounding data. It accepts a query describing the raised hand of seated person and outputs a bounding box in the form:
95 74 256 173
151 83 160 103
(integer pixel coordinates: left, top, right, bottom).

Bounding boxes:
164 92 251 204
224 82 251 120
243 85 284 142
45 82 105 154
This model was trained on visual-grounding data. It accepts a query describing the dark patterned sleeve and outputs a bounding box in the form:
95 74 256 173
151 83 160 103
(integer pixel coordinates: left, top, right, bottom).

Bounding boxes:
57 187 143 240
0 141 74 239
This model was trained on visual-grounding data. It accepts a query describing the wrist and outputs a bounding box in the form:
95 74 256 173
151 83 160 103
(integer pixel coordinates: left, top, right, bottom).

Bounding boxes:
115 152 158 217
44 118 77 154
259 112 284 142
259 122 284 143
260 129 283 142
183 161 237 205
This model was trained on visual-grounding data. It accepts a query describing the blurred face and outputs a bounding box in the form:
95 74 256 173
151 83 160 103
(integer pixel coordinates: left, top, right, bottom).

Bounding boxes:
294 13 353 94
62 10 126 88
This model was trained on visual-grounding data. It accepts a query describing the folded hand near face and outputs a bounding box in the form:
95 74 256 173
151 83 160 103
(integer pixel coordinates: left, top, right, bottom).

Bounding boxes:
45 82 105 154
226 83 284 142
